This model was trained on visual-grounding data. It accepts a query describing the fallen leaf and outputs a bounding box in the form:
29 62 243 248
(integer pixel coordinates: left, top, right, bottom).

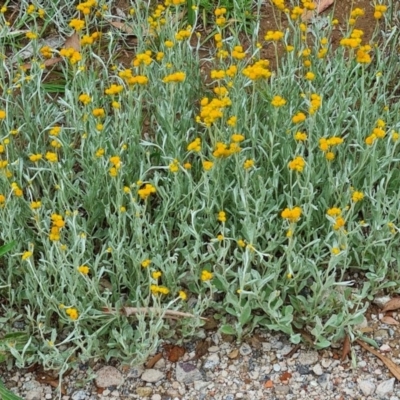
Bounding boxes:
64 32 80 51
356 339 400 380
283 343 301 358
36 373 66 395
358 327 374 333
163 344 185 363
264 380 274 388
203 316 218 330
279 371 292 382
341 335 351 361
250 334 262 349
194 339 209 360
382 298 400 313
381 315 400 325
302 0 335 22
227 348 239 359
145 353 163 369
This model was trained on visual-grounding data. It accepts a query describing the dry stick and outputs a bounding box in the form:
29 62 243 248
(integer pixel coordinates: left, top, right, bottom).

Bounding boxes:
356 339 400 380
103 307 208 321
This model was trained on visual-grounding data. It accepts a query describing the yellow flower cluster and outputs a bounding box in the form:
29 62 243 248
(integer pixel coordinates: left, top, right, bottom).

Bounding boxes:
243 159 255 170
288 156 306 172
292 112 306 124
356 47 371 64
119 69 148 85
148 4 166 29
0 110 6 119
76 0 97 15
11 182 22 197
46 151 58 162
105 84 123 95
309 93 322 115
138 183 156 200
197 96 231 126
133 51 153 67
349 7 364 24
231 46 246 60
175 26 191 40
202 160 214 171
340 29 364 49
271 0 286 11
69 19 85 31
49 213 65 241
281 207 302 223
271 95 286 107
80 32 101 46
214 7 227 26
22 251 32 260
301 0 316 10
79 93 91 104
218 211 226 222
109 156 121 177
319 136 344 161
60 47 82 64
141 259 151 268
150 284 170 295
187 138 201 152
327 208 345 230
66 308 79 320
201 270 213 281
365 119 386 145
213 141 241 158
291 6 304 20
374 5 387 20
77 265 90 275
351 191 364 202
162 72 185 83
265 30 284 41
169 159 179 173
242 60 271 80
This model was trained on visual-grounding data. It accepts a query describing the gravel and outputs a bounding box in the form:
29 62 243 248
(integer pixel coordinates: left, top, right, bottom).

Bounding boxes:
1 313 400 400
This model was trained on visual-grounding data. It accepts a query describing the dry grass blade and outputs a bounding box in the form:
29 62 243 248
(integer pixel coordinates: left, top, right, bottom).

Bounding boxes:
382 298 400 313
356 339 400 380
341 335 351 361
23 57 62 70
102 307 208 320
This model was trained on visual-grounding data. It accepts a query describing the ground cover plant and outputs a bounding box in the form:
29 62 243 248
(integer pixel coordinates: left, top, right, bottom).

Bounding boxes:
0 0 400 377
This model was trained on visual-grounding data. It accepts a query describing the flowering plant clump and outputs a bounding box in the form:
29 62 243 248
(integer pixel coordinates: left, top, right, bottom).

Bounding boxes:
0 0 398 371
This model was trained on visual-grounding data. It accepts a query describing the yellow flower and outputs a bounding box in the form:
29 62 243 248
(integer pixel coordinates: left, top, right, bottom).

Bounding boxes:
0 110 6 119
141 259 151 268
201 270 213 281
162 72 185 83
218 211 226 222
294 132 307 141
292 112 306 124
22 251 32 260
66 308 79 320
179 290 187 300
92 108 105 118
79 93 91 105
77 265 90 275
29 154 42 162
305 71 315 81
152 271 162 279
202 160 214 171
169 159 179 173
333 216 345 230
271 96 286 107
331 247 340 255
30 201 42 209
227 116 237 127
105 84 123 95
325 151 335 161
288 156 305 172
45 152 58 163
243 159 254 169
231 134 244 142
264 30 284 41
217 234 224 241
327 207 341 217
237 239 246 248
69 19 85 31
138 183 156 200
352 191 364 202
281 206 302 223
26 32 38 40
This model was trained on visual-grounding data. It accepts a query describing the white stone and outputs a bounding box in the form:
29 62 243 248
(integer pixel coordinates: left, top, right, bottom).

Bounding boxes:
376 378 395 398
95 366 124 388
151 395 162 400
193 380 209 391
298 351 319 365
358 380 376 396
239 343 252 356
273 364 281 372
203 353 220 370
141 369 165 383
312 364 323 376
208 346 219 353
